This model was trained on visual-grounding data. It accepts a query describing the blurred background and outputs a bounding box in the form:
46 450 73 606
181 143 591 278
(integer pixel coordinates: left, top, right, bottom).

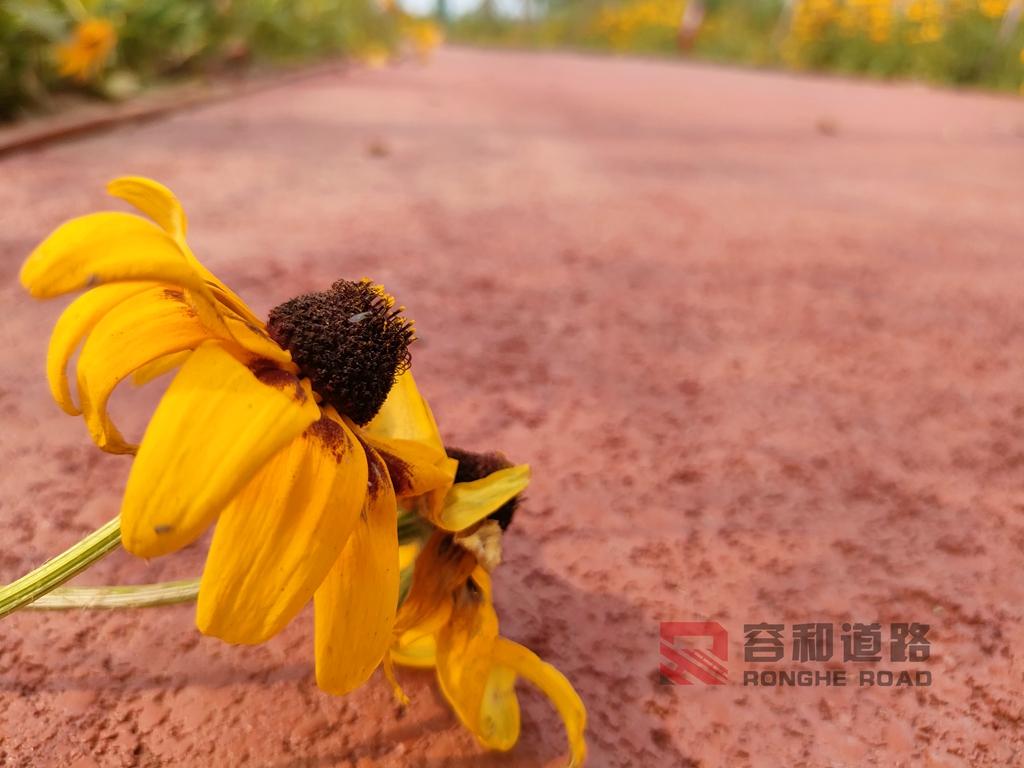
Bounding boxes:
3 1 1024 767
3 0 1024 123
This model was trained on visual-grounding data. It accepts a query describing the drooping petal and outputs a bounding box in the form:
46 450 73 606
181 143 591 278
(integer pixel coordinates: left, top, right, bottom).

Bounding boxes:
492 638 588 768
131 350 192 386
398 541 421 571
365 370 445 454
47 281 151 415
314 441 400 695
107 177 187 239
382 651 410 706
439 464 531 532
391 632 437 668
222 312 293 365
409 456 459 528
435 577 500 735
20 212 231 340
78 286 216 454
361 431 451 499
393 530 476 643
453 519 504 573
105 177 273 333
120 341 320 558
478 663 521 751
197 414 368 644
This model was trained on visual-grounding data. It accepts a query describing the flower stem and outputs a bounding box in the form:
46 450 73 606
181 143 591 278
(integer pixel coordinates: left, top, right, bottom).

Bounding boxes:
2 513 429 615
0 516 122 619
25 579 201 610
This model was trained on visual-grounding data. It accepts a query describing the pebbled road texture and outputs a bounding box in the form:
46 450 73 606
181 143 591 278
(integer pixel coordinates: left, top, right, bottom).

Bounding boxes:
2 46 1024 768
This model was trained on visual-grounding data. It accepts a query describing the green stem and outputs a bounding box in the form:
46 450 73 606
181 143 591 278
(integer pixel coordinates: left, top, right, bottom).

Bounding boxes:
0 516 122 619
3 513 430 614
26 578 200 610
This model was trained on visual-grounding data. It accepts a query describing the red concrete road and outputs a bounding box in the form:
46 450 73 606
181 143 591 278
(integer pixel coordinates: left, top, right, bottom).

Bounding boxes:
2 46 1024 768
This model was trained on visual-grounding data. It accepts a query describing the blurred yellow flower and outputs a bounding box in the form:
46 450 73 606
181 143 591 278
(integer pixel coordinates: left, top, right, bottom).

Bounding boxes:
905 0 944 43
978 0 1009 18
793 0 893 44
21 176 452 696
594 0 684 50
56 18 117 84
360 42 392 68
404 19 445 61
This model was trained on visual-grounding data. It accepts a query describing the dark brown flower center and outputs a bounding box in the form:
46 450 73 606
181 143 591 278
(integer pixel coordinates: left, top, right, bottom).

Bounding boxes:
445 446 520 531
267 279 414 426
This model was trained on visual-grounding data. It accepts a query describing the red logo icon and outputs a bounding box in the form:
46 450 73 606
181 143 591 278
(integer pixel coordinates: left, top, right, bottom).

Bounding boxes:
660 622 729 685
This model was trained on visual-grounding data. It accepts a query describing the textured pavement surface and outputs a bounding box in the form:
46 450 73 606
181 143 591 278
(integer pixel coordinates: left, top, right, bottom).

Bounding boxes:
2 47 1024 768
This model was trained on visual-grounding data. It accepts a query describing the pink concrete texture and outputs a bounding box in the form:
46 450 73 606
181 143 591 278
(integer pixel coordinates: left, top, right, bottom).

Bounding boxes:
2 47 1024 768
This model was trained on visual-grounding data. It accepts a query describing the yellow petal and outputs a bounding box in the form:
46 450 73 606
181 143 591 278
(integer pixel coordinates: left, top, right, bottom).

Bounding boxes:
78 286 215 454
409 456 459 527
398 541 421 571
20 212 231 341
439 464 531 532
197 414 368 644
131 349 192 386
492 638 588 768
478 663 520 751
435 577 499 735
22 212 192 296
105 177 270 333
47 281 151 415
201 277 269 329
361 432 451 499
120 341 320 558
438 565 521 752
382 651 410 706
391 632 437 668
365 370 445 454
393 530 476 643
107 177 187 239
314 441 400 695
222 312 293 365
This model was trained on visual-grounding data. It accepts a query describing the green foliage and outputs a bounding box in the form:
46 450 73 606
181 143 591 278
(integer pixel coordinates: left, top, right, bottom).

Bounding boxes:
0 2 65 120
449 0 1024 94
0 0 405 121
687 0 783 64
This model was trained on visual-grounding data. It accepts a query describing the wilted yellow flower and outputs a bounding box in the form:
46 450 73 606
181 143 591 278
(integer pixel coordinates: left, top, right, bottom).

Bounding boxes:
56 18 117 84
21 176 453 695
389 452 586 767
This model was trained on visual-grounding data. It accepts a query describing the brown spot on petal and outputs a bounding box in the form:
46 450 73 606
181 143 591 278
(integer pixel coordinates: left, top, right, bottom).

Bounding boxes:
163 288 197 318
359 436 391 503
375 449 415 497
250 363 308 405
309 416 350 462
455 576 485 607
